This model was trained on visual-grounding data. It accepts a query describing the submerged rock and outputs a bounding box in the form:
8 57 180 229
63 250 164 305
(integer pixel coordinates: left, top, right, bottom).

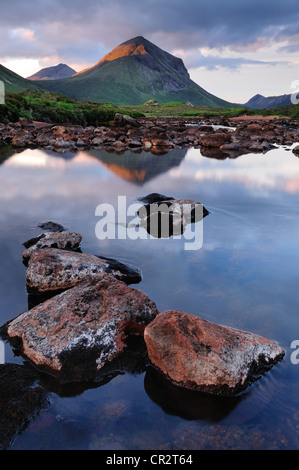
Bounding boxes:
138 193 209 219
26 248 142 293
22 231 82 262
38 221 65 232
6 275 159 382
137 193 175 204
136 193 209 238
144 310 285 396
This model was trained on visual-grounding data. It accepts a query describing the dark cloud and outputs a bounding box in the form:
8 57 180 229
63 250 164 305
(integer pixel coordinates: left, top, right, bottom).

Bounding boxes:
0 0 299 66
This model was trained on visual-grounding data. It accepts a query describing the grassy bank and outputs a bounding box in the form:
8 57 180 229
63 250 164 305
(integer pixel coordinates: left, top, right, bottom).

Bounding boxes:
121 101 299 119
0 90 144 126
0 92 298 125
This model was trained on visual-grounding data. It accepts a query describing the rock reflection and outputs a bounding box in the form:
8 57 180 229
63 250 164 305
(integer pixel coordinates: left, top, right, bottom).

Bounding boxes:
0 363 50 450
36 336 148 398
0 144 16 164
144 366 243 422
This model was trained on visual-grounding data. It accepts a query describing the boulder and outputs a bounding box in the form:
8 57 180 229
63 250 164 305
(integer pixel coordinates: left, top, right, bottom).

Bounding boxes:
150 137 175 148
144 310 285 396
91 137 104 147
113 140 127 151
5 275 159 382
26 248 142 293
38 221 65 232
220 142 241 151
34 131 56 147
200 132 231 148
138 199 207 239
113 113 140 128
126 138 142 148
198 125 214 132
12 136 28 148
22 231 82 262
51 125 66 136
18 117 35 129
54 139 75 150
138 193 175 205
137 193 209 227
76 138 86 147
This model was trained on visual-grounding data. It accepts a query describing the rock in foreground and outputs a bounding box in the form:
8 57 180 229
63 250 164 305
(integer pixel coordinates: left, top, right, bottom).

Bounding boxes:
26 248 142 293
6 275 159 382
22 231 82 262
144 310 285 395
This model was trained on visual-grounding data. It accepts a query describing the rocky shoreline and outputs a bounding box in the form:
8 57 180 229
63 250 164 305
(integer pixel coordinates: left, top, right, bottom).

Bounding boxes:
1 113 299 158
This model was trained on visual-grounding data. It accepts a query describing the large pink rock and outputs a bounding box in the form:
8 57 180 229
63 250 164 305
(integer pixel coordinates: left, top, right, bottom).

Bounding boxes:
144 310 285 395
6 275 159 382
26 248 142 293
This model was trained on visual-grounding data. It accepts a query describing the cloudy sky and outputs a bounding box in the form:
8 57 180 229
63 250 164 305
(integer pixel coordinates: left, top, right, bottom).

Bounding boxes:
1 0 299 102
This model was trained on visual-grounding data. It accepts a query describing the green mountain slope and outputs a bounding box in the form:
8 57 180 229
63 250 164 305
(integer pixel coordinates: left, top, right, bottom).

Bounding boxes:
36 36 232 107
0 64 41 93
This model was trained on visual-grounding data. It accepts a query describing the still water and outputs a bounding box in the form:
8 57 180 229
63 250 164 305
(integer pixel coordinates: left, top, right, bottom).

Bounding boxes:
1 144 299 450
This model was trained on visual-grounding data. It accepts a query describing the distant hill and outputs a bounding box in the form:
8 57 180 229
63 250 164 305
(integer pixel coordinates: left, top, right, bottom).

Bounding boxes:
0 64 41 93
244 93 293 109
36 36 233 107
27 63 77 81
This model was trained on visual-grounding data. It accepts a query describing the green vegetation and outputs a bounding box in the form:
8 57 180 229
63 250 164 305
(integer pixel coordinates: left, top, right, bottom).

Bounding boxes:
0 64 41 93
121 101 299 119
244 103 299 119
0 90 297 127
121 102 249 118
0 90 144 126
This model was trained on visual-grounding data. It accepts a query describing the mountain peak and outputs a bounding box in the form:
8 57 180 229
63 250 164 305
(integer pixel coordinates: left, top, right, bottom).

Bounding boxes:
75 37 152 76
121 36 147 45
27 63 76 81
37 36 232 107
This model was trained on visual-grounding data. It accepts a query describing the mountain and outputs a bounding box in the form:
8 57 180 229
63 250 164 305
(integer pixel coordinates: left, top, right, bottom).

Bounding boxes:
244 93 293 109
0 64 41 93
27 63 77 81
36 36 232 107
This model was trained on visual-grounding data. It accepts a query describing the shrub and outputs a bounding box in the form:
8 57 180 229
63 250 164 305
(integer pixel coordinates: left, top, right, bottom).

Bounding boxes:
0 91 145 126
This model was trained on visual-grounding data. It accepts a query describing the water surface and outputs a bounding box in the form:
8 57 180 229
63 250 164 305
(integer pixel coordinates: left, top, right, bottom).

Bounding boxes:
1 144 299 450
